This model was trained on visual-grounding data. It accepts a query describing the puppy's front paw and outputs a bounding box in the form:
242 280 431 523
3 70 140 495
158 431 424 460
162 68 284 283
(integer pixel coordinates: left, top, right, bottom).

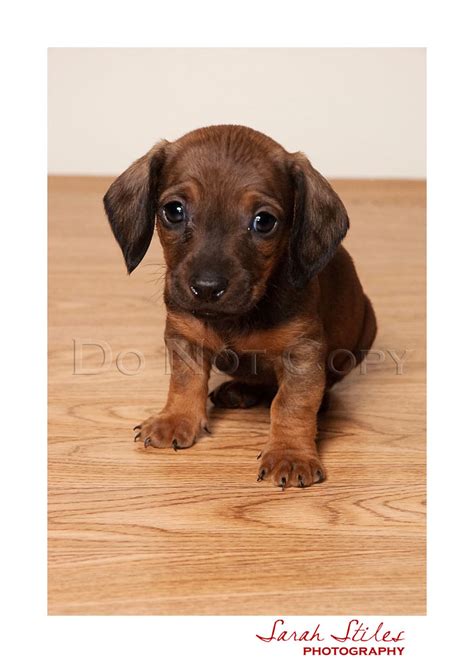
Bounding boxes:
134 413 209 450
257 445 326 488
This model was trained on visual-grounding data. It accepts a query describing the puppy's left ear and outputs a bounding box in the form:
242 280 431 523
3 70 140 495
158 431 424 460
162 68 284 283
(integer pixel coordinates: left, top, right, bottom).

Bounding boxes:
103 140 168 274
288 153 349 288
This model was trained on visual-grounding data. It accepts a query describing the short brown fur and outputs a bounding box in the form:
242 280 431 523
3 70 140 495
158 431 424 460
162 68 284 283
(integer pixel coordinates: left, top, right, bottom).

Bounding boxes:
104 125 377 488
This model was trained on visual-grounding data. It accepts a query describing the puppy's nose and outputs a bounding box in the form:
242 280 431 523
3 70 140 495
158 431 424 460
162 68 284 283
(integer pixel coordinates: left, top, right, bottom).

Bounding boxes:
189 273 229 302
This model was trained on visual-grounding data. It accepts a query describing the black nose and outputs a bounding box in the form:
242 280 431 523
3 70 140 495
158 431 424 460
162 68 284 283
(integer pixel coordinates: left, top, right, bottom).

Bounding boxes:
189 273 229 302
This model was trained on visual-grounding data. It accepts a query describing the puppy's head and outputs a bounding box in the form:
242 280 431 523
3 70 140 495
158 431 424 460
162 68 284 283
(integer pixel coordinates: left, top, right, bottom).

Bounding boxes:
104 125 349 319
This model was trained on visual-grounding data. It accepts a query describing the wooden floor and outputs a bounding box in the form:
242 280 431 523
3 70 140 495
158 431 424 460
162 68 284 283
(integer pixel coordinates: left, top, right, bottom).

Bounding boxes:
48 176 426 615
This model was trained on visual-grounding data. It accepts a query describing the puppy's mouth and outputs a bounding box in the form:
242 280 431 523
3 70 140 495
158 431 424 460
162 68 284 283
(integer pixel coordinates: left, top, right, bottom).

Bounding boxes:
191 309 222 319
187 304 245 320
167 295 256 321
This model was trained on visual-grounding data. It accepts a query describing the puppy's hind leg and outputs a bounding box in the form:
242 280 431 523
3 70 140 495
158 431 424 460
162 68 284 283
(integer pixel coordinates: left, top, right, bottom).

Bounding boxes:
354 294 378 368
209 381 277 409
318 389 331 413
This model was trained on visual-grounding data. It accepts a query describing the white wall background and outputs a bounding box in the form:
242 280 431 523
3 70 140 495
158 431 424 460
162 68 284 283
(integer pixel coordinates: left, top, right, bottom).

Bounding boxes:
48 48 425 178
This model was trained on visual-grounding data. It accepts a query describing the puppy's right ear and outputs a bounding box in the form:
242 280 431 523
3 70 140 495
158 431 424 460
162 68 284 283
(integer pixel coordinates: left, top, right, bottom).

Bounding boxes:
103 141 167 273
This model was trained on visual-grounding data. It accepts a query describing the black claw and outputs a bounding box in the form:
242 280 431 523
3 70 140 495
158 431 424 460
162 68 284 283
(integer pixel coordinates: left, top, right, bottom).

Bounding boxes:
257 469 265 482
133 425 141 431
280 477 287 491
144 437 152 448
256 451 262 460
203 425 211 435
134 433 141 442
172 440 179 451
298 475 305 488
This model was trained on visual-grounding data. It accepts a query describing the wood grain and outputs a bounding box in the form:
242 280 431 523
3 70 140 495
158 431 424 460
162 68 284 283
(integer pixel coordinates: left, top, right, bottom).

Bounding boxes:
48 176 426 615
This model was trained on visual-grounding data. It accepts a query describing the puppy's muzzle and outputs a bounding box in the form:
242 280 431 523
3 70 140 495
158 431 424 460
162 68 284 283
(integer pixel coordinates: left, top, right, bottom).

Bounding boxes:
189 271 229 302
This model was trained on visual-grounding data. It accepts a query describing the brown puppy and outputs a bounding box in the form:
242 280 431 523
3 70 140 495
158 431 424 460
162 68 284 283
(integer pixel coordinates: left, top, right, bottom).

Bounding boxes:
104 125 376 488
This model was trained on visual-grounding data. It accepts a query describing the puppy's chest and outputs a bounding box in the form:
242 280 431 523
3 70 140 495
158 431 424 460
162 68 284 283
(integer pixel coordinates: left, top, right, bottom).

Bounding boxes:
204 327 280 356
168 311 319 357
206 320 317 358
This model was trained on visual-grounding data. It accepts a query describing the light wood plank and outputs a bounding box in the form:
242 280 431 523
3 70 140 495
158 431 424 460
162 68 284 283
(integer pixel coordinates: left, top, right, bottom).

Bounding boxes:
48 176 426 615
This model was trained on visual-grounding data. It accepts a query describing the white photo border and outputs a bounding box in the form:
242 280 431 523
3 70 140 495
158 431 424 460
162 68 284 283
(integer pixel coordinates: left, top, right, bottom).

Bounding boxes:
2 1 472 661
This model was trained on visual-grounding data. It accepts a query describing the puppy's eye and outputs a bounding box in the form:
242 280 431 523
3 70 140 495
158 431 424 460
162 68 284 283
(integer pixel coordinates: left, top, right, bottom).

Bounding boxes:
250 212 278 235
162 201 185 224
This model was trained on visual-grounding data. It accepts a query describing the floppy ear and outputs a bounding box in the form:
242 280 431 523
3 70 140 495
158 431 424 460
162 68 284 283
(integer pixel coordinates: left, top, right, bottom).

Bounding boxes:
103 141 167 273
288 153 349 288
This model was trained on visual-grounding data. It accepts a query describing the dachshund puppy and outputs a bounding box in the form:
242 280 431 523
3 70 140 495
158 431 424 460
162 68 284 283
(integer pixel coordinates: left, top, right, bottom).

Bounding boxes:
104 125 376 488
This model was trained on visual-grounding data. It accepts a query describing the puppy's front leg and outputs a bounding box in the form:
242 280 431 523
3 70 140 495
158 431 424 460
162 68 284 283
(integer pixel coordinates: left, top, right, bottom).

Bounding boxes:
258 339 326 488
136 334 210 450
